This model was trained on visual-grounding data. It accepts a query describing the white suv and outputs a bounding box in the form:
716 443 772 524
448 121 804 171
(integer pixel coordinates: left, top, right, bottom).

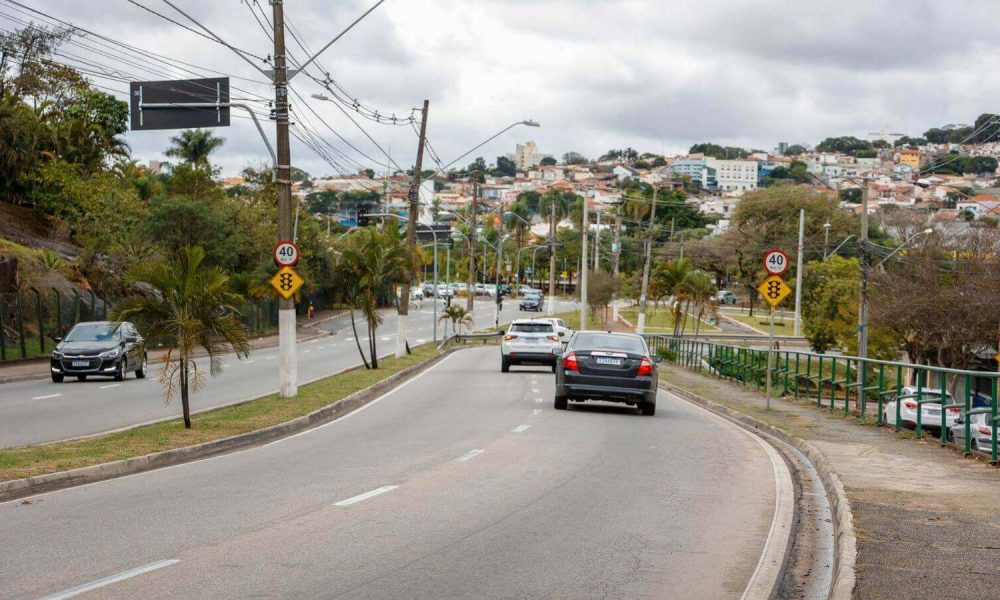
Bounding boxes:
501 319 563 373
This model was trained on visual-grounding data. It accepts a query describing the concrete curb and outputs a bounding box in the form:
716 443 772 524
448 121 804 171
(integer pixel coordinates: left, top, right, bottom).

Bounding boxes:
660 381 857 600
0 348 453 503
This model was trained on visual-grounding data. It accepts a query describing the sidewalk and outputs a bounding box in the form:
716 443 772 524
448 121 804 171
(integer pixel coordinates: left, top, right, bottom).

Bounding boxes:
0 309 346 384
658 363 1000 600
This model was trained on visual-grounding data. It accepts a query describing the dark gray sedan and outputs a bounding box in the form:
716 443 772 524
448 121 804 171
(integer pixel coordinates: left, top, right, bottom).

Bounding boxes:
554 331 660 416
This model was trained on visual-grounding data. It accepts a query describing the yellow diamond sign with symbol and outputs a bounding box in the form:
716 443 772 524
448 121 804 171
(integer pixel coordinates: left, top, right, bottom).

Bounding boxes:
757 275 791 307
269 266 304 300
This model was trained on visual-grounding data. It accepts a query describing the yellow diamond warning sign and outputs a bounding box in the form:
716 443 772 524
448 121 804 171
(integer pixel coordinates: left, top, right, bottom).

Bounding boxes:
757 275 792 307
269 266 304 300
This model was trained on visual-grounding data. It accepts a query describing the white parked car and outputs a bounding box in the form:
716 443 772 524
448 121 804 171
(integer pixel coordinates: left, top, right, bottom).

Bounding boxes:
436 284 454 298
474 283 489 295
501 319 562 373
410 286 424 300
882 386 959 432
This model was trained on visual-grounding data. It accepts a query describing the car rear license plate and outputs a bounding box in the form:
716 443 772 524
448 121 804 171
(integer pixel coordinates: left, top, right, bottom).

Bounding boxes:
595 357 622 366
72 360 89 367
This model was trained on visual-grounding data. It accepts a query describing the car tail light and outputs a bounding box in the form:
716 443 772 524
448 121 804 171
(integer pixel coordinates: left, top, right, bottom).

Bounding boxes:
547 335 559 341
562 352 578 372
504 335 518 340
904 401 917 410
948 407 960 414
637 357 654 377
979 426 993 436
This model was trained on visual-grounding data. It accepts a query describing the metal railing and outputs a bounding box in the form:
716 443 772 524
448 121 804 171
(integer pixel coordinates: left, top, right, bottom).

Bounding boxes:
644 335 1000 465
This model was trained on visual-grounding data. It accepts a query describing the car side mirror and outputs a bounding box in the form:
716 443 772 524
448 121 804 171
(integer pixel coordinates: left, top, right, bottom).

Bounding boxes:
498 329 505 335
652 355 663 363
558 331 565 337
54 336 62 343
955 416 964 424
125 335 138 343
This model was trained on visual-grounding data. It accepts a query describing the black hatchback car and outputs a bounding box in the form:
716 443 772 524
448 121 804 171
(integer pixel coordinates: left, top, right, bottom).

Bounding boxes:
554 331 660 416
50 321 147 383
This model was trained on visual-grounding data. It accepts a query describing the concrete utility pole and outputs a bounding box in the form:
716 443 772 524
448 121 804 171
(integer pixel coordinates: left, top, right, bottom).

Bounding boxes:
272 0 297 398
636 186 658 334
398 99 429 358
857 183 870 406
580 197 589 329
467 176 478 313
593 208 601 272
612 204 623 321
547 194 557 316
793 208 805 337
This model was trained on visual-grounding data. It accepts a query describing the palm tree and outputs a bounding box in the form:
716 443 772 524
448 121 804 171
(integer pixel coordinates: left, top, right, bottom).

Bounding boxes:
112 246 250 428
439 305 474 336
651 258 693 334
165 128 225 165
337 225 410 368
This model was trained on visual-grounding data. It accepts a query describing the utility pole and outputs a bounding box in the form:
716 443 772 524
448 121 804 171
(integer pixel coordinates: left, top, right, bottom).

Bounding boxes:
272 0 297 398
467 176 478 313
594 208 601 272
636 186 658 334
580 197 589 329
793 208 805 337
857 182 870 409
547 194 557 315
612 204 623 321
398 99 429 358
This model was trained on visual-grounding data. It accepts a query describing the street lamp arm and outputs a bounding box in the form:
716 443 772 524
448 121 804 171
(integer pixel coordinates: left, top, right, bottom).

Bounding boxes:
876 229 933 268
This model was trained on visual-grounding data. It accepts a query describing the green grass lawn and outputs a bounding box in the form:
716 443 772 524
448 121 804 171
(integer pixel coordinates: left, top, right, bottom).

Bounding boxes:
0 344 440 482
722 312 795 333
0 336 55 360
618 308 721 333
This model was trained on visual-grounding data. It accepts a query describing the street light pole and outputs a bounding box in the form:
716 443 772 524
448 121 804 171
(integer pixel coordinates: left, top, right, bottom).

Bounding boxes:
793 208 805 337
823 222 831 260
637 186 658 334
857 182 870 409
398 99 430 358
580 197 589 329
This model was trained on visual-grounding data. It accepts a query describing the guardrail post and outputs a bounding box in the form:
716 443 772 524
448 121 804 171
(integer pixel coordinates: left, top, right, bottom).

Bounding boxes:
31 287 43 356
15 290 26 359
830 357 838 411
964 375 972 456
90 291 96 321
858 357 867 418
877 364 885 424
940 373 949 446
992 379 998 465
816 355 824 407
916 370 925 439
794 352 801 399
895 367 903 432
73 290 81 325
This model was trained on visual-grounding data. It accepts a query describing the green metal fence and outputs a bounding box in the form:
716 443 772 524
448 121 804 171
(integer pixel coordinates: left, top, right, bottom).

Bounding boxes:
644 335 1000 465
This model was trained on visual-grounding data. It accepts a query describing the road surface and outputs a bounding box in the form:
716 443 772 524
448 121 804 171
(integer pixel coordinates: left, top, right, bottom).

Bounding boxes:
1 346 789 599
0 298 575 448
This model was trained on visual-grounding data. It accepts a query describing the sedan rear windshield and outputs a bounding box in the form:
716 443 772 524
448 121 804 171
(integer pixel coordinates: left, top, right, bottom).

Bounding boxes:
509 323 554 333
65 324 118 342
572 333 646 354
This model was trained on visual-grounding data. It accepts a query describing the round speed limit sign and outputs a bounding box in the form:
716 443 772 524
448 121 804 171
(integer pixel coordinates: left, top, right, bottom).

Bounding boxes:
763 249 789 276
273 241 300 267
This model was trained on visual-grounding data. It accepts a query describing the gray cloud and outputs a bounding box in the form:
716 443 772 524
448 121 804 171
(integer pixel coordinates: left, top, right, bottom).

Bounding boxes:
8 0 1000 176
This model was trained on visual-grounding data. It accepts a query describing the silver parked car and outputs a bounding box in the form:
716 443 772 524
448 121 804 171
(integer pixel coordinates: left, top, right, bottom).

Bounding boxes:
949 412 996 453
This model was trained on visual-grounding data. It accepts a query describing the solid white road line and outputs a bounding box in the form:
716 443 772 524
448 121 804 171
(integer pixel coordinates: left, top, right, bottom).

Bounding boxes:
531 387 540 394
661 390 794 600
244 360 255 365
266 356 277 360
41 559 180 600
333 485 399 507
533 409 543 416
303 350 311 354
511 424 531 433
534 397 543 403
31 393 62 400
99 384 120 390
454 449 485 462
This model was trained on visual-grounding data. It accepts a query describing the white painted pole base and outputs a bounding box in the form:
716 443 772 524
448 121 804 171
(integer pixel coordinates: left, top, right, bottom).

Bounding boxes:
395 313 408 358
279 308 298 398
546 295 554 316
636 312 646 335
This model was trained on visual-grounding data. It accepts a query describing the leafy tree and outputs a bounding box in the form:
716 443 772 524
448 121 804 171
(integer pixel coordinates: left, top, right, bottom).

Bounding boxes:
142 196 237 270
815 136 872 155
587 269 620 327
495 155 519 175
689 143 750 159
165 128 225 165
788 160 811 183
112 246 250 428
539 156 557 166
839 188 862 203
784 145 807 156
855 149 878 159
801 256 858 353
894 136 926 148
562 152 588 165
651 156 667 167
439 304 474 335
964 156 998 175
634 160 650 170
515 190 541 214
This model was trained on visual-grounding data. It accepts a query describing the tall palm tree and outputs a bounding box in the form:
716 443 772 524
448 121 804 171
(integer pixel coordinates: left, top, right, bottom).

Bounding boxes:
112 246 250 428
337 226 410 368
651 258 692 335
165 128 225 165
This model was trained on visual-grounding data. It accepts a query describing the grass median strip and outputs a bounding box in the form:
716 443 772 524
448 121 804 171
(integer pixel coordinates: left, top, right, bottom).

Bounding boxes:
0 344 439 483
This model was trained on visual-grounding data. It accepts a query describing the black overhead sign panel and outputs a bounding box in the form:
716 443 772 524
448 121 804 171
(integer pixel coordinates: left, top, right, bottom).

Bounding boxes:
130 77 231 131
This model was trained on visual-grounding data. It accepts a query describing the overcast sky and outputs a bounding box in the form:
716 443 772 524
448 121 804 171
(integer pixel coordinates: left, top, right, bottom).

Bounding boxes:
7 0 1000 176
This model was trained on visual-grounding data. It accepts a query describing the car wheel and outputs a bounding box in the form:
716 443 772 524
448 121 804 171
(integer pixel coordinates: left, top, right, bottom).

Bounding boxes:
76 375 87 381
114 359 126 382
972 438 981 452
947 430 954 443
51 373 64 383
501 356 510 373
554 395 568 410
640 400 656 416
135 354 147 379
551 362 557 374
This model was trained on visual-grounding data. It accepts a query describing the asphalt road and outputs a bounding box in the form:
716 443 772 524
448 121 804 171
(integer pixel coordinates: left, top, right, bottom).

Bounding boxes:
1 346 787 599
0 298 575 448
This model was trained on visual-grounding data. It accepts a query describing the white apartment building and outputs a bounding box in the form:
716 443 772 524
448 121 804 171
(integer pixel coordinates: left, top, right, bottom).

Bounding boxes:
513 141 551 170
707 158 758 192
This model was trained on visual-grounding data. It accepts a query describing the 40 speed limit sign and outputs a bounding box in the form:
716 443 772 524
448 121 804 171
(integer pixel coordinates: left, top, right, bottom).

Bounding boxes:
763 249 789 277
273 241 300 267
